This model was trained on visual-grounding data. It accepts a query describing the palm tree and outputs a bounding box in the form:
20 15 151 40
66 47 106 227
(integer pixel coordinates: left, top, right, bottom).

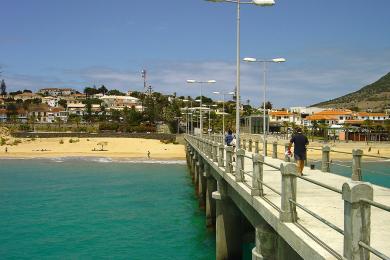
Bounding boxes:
311 120 319 142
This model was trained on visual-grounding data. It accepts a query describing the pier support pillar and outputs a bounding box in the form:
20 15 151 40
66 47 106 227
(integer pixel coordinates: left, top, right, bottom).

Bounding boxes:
198 158 206 208
213 180 242 260
255 140 259 154
252 222 278 260
272 142 278 159
205 166 217 228
194 153 199 195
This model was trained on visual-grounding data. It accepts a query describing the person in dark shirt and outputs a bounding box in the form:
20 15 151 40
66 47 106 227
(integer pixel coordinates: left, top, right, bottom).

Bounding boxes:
288 128 309 175
225 129 234 146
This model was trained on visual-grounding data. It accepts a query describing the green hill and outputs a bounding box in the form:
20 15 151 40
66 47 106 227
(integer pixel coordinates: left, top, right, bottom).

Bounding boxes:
311 72 390 112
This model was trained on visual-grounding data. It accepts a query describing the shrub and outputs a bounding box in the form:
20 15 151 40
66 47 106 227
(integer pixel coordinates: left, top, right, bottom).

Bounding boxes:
69 138 80 143
12 139 22 146
0 137 7 146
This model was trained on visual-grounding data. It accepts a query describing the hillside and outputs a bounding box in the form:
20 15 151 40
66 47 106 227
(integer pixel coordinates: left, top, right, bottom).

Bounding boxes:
311 72 390 112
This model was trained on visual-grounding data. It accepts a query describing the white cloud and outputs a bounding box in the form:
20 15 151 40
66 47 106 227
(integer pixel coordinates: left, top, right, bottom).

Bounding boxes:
3 48 390 108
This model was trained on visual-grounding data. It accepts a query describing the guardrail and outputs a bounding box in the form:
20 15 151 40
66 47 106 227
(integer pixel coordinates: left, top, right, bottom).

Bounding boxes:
186 134 390 260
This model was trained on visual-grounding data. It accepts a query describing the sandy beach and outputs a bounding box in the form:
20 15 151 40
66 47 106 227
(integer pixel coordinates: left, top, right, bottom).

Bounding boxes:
0 137 186 160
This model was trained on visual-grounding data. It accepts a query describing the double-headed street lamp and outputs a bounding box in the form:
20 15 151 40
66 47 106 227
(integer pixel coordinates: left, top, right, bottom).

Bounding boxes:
206 0 275 148
213 91 235 136
186 80 216 136
243 57 286 156
202 104 218 135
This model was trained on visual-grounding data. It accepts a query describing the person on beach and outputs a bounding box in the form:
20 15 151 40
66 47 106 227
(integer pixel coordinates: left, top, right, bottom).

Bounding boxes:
5 147 8 153
147 150 151 159
288 128 309 176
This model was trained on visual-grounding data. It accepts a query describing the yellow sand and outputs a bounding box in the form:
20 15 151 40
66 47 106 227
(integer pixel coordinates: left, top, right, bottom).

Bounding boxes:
0 138 185 160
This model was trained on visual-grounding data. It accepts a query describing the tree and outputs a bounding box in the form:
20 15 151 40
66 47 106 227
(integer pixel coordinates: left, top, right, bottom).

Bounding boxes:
58 99 67 109
107 89 125 96
261 101 273 110
83 87 99 98
98 85 108 95
343 123 351 143
0 80 6 96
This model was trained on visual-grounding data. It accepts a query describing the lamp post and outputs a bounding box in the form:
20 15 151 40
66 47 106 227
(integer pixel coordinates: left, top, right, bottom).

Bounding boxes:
186 80 216 136
202 104 218 135
243 57 286 156
205 0 275 148
213 91 235 137
183 99 189 134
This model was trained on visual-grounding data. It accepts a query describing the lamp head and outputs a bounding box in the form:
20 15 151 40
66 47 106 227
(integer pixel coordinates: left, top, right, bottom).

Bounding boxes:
243 57 257 62
205 0 225 2
213 91 220 94
228 91 235 95
252 0 275 6
207 80 217 83
186 80 196 83
272 58 286 63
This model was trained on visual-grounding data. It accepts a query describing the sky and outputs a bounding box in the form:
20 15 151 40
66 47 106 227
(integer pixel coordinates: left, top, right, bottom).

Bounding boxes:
1 0 390 108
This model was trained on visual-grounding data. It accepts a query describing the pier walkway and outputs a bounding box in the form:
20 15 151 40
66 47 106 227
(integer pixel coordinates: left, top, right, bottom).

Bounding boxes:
185 134 390 260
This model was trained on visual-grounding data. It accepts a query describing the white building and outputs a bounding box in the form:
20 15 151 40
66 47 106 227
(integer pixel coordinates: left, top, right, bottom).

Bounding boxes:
99 95 142 111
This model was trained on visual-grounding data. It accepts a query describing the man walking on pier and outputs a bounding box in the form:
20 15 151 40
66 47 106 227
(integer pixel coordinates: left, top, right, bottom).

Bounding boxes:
288 128 309 176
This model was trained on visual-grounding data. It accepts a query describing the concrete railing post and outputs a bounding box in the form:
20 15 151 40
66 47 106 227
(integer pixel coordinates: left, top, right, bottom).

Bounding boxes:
322 146 331 172
352 149 363 181
248 139 253 152
235 149 245 182
272 141 278 159
218 144 225 167
280 162 298 222
225 146 233 174
264 140 268 156
212 142 218 163
255 140 259 154
252 154 264 196
342 182 373 260
284 143 291 162
243 139 246 150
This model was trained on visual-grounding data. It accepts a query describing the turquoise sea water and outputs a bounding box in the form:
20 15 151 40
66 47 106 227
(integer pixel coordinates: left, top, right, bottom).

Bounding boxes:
308 160 390 188
0 159 215 259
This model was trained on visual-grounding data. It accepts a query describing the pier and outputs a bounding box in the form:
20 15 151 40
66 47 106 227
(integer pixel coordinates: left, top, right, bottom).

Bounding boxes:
185 134 390 260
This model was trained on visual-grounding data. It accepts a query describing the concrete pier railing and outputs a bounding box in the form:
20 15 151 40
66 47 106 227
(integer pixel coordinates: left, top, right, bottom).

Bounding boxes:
186 134 390 260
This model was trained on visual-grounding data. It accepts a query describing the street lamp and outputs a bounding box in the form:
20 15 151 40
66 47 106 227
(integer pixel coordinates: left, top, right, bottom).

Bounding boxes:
243 57 286 156
213 91 235 137
183 99 189 134
202 104 218 135
186 80 216 136
205 0 275 148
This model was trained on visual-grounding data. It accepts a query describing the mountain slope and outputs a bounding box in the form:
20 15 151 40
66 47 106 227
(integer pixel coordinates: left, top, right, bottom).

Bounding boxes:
311 72 390 111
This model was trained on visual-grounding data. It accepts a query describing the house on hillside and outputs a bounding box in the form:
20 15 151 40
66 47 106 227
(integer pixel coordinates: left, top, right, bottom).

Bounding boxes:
303 109 353 126
14 93 41 102
0 109 7 122
100 95 143 111
38 88 76 97
269 110 302 125
67 103 85 116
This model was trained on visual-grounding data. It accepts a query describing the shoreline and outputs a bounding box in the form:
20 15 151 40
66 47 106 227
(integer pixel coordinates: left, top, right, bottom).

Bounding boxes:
0 137 186 160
